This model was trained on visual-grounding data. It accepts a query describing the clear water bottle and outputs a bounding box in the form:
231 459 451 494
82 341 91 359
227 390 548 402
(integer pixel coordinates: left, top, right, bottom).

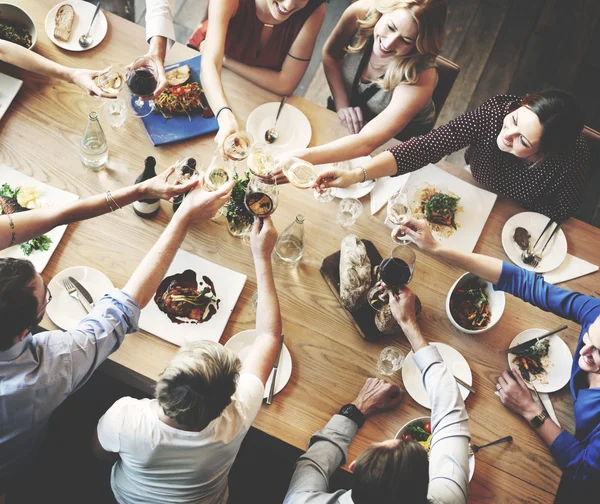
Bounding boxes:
275 214 305 265
80 111 108 171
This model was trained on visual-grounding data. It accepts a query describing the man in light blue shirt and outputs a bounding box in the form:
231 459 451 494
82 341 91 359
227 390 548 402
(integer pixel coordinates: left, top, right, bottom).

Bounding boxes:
0 178 235 495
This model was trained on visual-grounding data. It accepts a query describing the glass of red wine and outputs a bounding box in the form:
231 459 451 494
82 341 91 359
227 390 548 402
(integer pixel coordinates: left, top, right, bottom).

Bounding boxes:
126 56 158 118
244 174 278 218
368 245 416 312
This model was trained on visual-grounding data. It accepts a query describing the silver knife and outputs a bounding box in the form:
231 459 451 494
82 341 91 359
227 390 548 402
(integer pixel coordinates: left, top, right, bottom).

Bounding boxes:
266 334 284 405
506 324 568 354
68 276 95 308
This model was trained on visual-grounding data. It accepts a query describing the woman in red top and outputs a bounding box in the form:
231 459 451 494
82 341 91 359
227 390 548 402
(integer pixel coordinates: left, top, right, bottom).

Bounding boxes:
314 90 591 222
201 0 326 145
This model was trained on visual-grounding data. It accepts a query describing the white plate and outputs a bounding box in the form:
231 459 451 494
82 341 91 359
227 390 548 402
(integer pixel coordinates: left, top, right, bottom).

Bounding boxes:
330 156 376 199
225 329 292 399
404 164 497 253
0 163 79 272
246 102 311 156
402 342 473 409
45 1 108 52
0 72 23 121
139 249 246 346
396 416 475 481
47 266 114 330
507 328 572 393
501 212 567 273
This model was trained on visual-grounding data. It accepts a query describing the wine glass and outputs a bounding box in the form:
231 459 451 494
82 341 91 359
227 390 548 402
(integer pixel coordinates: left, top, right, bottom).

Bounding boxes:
282 159 334 202
103 96 128 129
247 142 275 178
368 245 416 312
378 347 406 376
126 56 159 118
172 157 200 211
223 131 253 164
81 66 126 112
204 150 232 192
244 174 278 217
387 192 412 244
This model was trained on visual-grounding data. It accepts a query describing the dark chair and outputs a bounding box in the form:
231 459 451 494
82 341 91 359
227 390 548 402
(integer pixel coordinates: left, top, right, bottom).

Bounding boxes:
575 126 600 226
432 56 460 124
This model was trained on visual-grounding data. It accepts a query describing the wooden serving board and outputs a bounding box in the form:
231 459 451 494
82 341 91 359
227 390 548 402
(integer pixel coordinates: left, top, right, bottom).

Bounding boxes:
320 239 384 341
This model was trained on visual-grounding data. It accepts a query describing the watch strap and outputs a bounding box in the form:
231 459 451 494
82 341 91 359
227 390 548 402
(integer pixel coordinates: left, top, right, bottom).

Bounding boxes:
338 404 365 428
529 410 549 429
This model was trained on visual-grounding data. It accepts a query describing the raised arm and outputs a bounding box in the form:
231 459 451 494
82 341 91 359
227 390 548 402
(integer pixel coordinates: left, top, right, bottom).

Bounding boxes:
201 0 240 145
0 40 111 97
144 0 177 98
0 164 197 251
223 4 325 95
240 217 283 385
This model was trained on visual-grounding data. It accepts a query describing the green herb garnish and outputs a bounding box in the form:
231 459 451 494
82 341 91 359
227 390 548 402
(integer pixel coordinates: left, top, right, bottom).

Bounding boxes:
425 193 460 229
224 169 253 229
0 183 20 200
406 423 430 442
20 235 52 256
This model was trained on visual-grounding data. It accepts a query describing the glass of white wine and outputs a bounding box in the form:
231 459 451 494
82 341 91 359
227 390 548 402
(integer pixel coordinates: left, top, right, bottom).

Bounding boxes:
204 150 232 219
247 142 275 178
223 131 253 163
282 158 335 203
387 192 412 244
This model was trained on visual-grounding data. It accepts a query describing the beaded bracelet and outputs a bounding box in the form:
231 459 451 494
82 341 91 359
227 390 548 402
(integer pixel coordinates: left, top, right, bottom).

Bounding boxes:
360 166 368 183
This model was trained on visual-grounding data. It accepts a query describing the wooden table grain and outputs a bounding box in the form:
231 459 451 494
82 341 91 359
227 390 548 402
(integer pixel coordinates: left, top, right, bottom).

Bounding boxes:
3 2 600 502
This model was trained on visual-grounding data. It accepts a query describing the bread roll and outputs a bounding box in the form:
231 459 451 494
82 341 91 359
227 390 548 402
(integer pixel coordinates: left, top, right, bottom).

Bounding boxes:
339 235 371 312
54 4 75 42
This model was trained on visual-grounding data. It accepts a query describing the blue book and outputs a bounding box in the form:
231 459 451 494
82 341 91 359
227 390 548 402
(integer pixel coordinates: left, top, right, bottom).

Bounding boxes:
140 54 219 146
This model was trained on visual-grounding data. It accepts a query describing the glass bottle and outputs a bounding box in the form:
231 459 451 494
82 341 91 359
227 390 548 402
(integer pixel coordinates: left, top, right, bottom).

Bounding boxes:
80 111 108 171
275 214 305 265
133 156 160 218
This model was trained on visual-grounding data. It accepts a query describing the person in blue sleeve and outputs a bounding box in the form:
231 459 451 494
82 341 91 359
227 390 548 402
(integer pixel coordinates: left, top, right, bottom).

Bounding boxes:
395 218 600 492
0 178 235 500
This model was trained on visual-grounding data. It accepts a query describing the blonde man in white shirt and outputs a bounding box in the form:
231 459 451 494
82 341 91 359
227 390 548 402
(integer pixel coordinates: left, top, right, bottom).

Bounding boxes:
92 216 282 504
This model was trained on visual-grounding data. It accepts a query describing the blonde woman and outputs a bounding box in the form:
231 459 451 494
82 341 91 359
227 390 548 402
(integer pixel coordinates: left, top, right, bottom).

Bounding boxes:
286 0 447 167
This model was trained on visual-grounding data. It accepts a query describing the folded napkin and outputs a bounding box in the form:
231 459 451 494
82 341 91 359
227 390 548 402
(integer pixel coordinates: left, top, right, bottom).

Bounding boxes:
543 254 599 284
370 173 410 215
538 392 561 427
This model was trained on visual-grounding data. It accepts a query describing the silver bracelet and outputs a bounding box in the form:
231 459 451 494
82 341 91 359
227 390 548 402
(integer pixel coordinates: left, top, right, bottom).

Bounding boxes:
360 166 368 183
107 190 122 210
105 192 115 212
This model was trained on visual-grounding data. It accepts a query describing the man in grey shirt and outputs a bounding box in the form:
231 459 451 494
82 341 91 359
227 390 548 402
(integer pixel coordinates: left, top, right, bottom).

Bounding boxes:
284 287 471 504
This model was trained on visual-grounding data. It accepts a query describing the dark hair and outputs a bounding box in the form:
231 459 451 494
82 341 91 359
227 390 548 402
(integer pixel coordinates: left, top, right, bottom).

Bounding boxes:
521 89 584 156
351 439 429 504
0 258 39 350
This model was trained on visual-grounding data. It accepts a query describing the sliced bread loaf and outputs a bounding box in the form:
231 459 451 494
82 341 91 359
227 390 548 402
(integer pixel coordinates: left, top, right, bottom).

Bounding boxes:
54 4 75 42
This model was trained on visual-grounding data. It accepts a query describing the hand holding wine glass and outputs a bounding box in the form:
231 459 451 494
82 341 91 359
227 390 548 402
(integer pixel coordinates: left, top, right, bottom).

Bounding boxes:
244 174 278 217
387 192 412 244
126 56 159 118
142 162 199 200
71 66 117 98
368 245 416 312
313 166 362 190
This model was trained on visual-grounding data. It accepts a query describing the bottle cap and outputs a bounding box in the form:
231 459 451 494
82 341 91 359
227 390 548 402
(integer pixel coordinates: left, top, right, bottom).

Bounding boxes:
296 214 305 224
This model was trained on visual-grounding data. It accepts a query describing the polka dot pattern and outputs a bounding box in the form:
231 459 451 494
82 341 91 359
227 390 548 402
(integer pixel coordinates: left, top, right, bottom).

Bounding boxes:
387 95 591 222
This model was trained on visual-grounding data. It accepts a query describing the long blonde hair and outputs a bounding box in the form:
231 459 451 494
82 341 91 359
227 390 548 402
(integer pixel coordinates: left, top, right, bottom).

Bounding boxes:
347 0 447 90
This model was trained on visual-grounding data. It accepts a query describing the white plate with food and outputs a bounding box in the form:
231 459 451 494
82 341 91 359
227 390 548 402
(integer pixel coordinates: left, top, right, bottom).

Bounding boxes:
139 248 246 346
507 328 572 393
45 1 108 51
0 72 23 121
246 102 312 157
446 272 505 334
225 329 292 399
396 416 475 481
403 164 497 253
47 266 114 330
501 212 567 273
331 156 376 199
402 342 473 409
0 163 79 272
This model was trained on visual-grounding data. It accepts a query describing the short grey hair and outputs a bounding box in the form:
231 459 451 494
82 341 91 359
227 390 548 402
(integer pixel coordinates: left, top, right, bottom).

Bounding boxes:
156 341 241 429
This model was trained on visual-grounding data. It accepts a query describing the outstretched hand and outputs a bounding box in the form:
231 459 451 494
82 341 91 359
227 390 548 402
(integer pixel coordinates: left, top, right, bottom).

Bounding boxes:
143 162 200 201
393 218 438 253
352 377 403 418
177 178 235 223
71 67 116 98
388 286 418 327
249 216 278 261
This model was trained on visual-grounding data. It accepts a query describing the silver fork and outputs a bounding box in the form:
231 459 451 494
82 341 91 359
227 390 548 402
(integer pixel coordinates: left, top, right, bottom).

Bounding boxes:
62 277 90 313
530 224 561 269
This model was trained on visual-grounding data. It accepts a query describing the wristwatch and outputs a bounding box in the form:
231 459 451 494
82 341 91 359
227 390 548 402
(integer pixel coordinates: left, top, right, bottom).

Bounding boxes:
339 404 365 428
529 410 549 429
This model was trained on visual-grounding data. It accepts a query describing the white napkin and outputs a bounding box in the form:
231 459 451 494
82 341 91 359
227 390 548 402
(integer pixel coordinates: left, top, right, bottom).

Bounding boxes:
543 254 599 284
370 173 410 215
538 392 561 427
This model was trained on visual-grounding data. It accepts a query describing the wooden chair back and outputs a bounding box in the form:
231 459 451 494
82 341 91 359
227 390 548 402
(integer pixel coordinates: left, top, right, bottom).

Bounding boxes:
576 126 600 226
433 56 460 123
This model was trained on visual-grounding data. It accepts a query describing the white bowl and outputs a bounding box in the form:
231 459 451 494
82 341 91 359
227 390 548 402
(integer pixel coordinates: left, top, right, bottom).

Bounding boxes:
446 272 505 334
0 3 37 49
395 416 431 440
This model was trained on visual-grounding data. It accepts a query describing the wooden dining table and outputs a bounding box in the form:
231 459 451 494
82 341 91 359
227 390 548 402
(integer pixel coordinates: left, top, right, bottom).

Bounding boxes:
3 1 600 502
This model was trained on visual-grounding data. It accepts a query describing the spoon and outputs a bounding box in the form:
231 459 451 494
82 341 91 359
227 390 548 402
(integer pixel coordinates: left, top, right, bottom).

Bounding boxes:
79 1 102 49
265 96 287 144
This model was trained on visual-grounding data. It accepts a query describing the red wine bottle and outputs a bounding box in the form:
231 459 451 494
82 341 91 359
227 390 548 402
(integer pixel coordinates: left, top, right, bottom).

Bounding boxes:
133 156 160 218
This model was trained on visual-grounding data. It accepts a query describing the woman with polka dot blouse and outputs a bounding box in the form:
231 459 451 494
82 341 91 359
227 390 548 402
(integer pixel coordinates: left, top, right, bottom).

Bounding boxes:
315 90 591 222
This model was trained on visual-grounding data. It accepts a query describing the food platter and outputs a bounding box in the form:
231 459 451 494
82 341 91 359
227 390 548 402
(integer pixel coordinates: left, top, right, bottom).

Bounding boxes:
403 165 497 253
501 212 567 273
507 328 572 394
139 248 246 346
225 329 292 399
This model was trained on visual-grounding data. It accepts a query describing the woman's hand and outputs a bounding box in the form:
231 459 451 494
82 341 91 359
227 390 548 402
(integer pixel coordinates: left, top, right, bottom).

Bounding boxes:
393 218 439 254
70 67 116 98
141 163 200 201
496 370 543 421
337 106 364 134
214 110 239 147
249 216 278 262
177 179 235 223
313 166 363 190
